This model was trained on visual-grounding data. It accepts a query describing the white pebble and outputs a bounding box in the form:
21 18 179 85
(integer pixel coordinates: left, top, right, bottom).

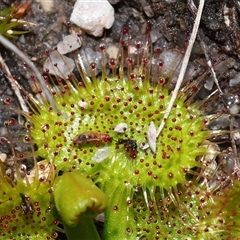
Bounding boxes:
36 0 54 12
229 104 239 114
92 147 110 162
95 213 105 222
143 5 154 17
0 152 7 162
57 33 82 54
106 45 119 59
156 50 182 81
114 123 128 133
43 51 75 79
150 28 162 43
70 0 115 37
229 73 240 87
107 0 121 4
233 131 240 141
204 77 214 91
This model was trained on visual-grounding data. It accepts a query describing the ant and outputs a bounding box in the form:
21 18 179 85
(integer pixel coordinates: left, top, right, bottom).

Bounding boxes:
116 138 138 159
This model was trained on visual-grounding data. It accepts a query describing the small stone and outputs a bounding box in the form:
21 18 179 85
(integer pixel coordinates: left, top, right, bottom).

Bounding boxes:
57 33 82 54
107 0 121 4
43 51 75 79
229 72 240 87
36 0 54 12
95 213 105 222
92 147 110 162
204 77 214 91
70 0 115 37
143 5 154 17
0 152 7 162
229 104 239 114
221 93 239 109
78 47 102 76
233 131 240 141
114 123 128 133
106 45 119 59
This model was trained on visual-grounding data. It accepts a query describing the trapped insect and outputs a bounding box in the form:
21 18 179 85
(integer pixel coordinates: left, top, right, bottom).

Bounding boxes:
73 132 113 145
116 138 138 159
20 193 34 214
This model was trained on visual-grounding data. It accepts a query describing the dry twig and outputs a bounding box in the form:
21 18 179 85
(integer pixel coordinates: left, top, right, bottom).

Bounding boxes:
156 0 205 138
0 53 29 112
0 34 60 113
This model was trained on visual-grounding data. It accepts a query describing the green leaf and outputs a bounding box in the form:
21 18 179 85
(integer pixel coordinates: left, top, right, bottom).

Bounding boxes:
63 214 101 240
53 172 107 227
0 6 13 17
0 6 29 38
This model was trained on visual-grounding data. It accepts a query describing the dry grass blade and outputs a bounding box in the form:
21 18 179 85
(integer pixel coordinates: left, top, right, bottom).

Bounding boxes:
0 34 61 113
0 52 28 112
156 0 205 138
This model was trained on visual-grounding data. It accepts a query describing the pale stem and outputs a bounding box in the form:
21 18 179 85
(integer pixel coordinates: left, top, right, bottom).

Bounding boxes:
156 0 205 138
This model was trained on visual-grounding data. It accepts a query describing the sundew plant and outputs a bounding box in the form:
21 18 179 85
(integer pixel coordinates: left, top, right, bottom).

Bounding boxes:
0 2 240 240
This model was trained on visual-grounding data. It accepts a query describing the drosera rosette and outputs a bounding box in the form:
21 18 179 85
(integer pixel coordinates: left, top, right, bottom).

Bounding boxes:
0 88 108 240
0 22 240 239
13 26 226 238
0 123 59 240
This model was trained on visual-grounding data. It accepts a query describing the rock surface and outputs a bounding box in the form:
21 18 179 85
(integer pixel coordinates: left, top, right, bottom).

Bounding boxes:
70 0 115 37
